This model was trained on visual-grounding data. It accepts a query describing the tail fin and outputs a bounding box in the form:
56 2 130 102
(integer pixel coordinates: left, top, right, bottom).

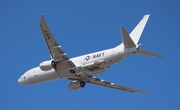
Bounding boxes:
130 14 150 44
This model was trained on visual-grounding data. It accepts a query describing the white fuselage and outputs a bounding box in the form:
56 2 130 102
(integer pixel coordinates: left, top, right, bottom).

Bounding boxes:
18 44 136 85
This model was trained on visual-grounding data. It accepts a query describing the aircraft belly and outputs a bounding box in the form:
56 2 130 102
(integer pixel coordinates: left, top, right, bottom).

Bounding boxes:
56 70 71 78
108 50 127 66
57 67 85 78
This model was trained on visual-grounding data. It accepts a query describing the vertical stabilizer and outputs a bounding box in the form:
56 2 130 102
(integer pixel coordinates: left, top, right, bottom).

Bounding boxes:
130 14 150 44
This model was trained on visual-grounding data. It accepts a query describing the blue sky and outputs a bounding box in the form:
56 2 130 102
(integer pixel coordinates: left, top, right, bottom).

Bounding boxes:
1 0 180 110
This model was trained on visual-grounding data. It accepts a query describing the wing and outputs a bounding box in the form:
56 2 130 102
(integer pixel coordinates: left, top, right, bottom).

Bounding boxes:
69 75 151 94
39 14 76 68
86 75 151 93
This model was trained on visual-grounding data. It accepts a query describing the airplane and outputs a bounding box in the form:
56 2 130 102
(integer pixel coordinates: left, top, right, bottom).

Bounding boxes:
18 14 163 94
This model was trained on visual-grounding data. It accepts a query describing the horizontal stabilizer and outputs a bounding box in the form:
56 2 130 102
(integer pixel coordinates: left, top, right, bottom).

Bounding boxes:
137 48 163 58
121 26 136 48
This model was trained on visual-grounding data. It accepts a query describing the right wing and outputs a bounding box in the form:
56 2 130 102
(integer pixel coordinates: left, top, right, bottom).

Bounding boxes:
39 14 76 69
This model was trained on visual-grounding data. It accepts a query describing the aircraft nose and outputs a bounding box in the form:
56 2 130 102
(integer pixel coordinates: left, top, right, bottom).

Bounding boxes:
18 78 24 84
18 78 21 83
18 72 32 85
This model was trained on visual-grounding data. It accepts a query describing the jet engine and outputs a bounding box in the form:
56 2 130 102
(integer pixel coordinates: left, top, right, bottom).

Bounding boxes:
68 81 86 90
39 60 53 71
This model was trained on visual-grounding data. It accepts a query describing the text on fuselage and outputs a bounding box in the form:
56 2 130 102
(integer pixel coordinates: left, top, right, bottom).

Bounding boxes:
93 53 105 58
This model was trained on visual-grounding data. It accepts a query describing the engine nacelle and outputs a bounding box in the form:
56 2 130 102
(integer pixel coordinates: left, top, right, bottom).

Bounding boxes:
39 60 53 71
68 81 85 90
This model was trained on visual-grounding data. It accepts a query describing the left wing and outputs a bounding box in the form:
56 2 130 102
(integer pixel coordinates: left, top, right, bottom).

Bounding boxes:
86 75 151 93
39 14 76 69
69 75 151 94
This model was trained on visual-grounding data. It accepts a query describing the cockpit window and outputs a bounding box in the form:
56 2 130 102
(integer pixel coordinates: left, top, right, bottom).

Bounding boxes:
20 76 26 80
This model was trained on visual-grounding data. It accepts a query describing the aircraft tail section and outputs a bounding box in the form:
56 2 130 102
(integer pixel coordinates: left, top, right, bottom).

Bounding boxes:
130 14 150 44
118 14 163 58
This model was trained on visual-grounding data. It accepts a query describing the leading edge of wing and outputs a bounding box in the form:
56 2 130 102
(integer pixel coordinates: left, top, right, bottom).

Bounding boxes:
39 14 55 59
39 14 76 68
86 75 151 94
39 14 68 60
